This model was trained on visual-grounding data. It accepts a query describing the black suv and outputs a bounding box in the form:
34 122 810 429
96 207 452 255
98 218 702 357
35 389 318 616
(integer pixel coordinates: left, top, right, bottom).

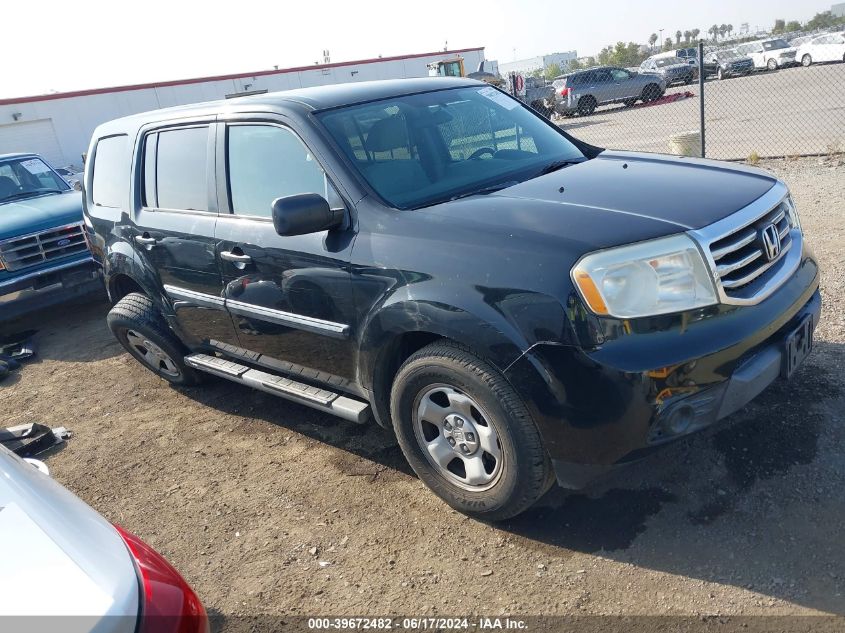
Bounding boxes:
84 78 820 520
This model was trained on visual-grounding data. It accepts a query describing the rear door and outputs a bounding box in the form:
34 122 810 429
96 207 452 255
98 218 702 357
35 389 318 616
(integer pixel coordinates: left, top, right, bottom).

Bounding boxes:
131 122 240 348
214 118 359 387
589 68 614 104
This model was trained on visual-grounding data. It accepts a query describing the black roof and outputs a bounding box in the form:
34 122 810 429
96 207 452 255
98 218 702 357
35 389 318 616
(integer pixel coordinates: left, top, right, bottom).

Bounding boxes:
95 77 484 136
233 77 480 110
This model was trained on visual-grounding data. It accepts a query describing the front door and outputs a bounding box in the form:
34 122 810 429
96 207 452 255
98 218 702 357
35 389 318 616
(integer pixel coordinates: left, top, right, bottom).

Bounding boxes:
132 123 239 349
214 121 359 389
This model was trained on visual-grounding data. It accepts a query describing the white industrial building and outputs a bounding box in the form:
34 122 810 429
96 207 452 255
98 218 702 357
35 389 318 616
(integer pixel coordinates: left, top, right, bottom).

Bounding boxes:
0 47 486 169
498 51 578 77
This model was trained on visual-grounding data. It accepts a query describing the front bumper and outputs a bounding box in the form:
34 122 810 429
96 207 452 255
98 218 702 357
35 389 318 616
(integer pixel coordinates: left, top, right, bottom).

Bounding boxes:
504 252 820 489
0 257 103 320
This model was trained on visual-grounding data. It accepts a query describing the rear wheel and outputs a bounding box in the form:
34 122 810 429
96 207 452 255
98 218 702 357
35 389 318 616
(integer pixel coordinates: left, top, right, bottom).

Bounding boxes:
576 96 597 116
390 341 553 521
107 293 202 386
767 58 778 71
801 54 812 67
623 98 637 107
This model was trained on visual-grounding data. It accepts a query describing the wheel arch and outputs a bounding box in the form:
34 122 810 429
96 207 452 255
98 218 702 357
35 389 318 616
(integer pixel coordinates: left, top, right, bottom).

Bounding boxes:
358 300 528 429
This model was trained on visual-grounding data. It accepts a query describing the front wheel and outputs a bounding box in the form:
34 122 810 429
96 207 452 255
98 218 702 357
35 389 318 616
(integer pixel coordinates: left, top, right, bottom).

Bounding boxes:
107 292 202 386
767 58 778 71
390 342 553 521
642 83 662 102
802 54 812 67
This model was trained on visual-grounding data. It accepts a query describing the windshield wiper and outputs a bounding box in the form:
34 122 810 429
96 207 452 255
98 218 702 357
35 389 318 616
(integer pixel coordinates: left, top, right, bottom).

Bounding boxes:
0 189 66 203
448 180 520 202
535 158 585 177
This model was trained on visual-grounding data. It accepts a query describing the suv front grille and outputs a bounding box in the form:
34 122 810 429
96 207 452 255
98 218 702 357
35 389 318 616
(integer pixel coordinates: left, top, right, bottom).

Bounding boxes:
696 189 801 304
0 223 88 272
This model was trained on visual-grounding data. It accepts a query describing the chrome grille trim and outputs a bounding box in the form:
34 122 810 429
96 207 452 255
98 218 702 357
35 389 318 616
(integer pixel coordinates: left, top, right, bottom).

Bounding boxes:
0 222 88 272
688 181 802 306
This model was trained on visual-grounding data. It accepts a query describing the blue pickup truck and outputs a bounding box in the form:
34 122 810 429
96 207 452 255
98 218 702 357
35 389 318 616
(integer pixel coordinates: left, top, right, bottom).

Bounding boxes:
0 153 101 320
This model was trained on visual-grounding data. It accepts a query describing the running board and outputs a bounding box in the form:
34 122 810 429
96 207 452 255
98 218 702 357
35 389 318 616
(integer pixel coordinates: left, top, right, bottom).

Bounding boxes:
184 353 370 424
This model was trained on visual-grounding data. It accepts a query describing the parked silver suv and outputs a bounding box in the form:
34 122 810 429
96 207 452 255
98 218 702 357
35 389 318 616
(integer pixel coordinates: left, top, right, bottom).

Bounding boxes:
553 66 666 116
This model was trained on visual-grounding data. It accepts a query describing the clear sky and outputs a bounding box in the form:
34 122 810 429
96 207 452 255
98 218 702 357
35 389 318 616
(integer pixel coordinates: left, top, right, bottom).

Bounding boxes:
2 0 833 98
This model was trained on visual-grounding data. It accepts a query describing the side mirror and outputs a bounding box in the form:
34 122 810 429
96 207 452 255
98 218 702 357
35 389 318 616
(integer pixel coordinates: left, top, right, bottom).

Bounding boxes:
271 193 344 236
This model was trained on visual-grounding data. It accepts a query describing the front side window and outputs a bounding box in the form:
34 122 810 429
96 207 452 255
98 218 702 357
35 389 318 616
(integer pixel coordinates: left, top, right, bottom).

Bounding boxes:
318 85 585 209
0 156 69 204
610 69 629 81
227 125 330 219
145 126 209 212
763 39 789 51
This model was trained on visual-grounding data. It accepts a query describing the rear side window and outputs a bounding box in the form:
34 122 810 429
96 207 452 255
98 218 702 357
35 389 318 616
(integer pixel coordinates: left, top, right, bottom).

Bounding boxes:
144 126 209 212
92 135 128 208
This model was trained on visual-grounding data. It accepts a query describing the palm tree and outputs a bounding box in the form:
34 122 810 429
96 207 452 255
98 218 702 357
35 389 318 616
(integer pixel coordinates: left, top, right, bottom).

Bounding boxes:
727 24 734 39
691 28 700 41
709 24 719 41
683 30 692 44
648 33 658 50
719 24 727 39
675 30 682 44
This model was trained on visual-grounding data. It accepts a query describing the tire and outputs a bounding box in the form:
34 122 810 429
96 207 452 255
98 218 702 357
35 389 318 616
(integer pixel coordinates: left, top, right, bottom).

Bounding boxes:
767 58 778 71
684 75 693 85
623 98 637 107
802 54 812 67
642 83 661 102
107 292 202 386
390 341 553 521
576 96 596 116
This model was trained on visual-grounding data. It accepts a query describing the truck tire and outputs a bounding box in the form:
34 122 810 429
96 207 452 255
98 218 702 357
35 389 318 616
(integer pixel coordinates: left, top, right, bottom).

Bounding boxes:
390 341 553 521
107 292 202 386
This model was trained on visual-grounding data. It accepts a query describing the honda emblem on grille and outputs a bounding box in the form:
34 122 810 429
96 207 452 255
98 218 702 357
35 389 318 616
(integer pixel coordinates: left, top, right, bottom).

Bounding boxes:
761 223 781 261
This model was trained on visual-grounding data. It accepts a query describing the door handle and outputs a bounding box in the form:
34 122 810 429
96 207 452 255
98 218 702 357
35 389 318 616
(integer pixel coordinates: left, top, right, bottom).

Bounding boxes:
135 234 157 246
220 250 252 263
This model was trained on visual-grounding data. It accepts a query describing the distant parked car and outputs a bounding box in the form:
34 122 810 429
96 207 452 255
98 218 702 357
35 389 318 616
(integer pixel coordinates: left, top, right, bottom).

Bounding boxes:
639 56 697 86
795 32 845 66
0 444 208 630
701 50 755 80
553 66 665 116
0 153 101 320
735 38 799 70
54 166 83 190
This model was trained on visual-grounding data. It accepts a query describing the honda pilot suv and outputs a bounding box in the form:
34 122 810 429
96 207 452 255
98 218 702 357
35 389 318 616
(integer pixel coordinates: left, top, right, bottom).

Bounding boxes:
84 78 820 521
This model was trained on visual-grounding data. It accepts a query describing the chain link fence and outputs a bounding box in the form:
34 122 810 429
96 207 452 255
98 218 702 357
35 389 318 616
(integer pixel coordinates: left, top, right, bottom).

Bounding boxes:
511 33 845 161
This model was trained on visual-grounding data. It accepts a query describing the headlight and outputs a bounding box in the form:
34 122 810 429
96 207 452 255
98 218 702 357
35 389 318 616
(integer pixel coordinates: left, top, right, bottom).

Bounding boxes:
571 234 718 318
783 195 801 232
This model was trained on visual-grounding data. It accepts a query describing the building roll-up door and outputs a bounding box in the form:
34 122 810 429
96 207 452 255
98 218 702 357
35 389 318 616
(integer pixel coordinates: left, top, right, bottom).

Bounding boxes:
0 119 66 167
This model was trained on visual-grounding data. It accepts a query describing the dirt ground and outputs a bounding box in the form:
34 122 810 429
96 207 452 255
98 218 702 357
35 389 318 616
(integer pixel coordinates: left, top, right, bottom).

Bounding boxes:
1 157 844 628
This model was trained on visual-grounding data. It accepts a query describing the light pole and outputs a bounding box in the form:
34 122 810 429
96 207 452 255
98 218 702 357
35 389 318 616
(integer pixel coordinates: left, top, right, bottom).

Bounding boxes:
659 29 664 50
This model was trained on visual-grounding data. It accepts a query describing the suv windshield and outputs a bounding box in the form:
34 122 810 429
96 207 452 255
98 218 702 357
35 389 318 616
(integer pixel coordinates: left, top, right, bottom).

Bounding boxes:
763 39 789 50
317 86 586 209
0 156 69 204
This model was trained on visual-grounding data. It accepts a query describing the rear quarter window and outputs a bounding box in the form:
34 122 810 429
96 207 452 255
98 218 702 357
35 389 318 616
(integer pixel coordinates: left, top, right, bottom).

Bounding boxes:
92 135 129 208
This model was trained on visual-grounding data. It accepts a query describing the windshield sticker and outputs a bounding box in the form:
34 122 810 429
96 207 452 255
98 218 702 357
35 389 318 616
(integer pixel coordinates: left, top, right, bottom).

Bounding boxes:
20 159 51 175
478 87 519 110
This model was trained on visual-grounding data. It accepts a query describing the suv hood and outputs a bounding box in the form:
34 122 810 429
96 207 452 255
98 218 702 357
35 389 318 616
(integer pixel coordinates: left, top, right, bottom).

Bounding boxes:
0 191 83 241
426 151 777 254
